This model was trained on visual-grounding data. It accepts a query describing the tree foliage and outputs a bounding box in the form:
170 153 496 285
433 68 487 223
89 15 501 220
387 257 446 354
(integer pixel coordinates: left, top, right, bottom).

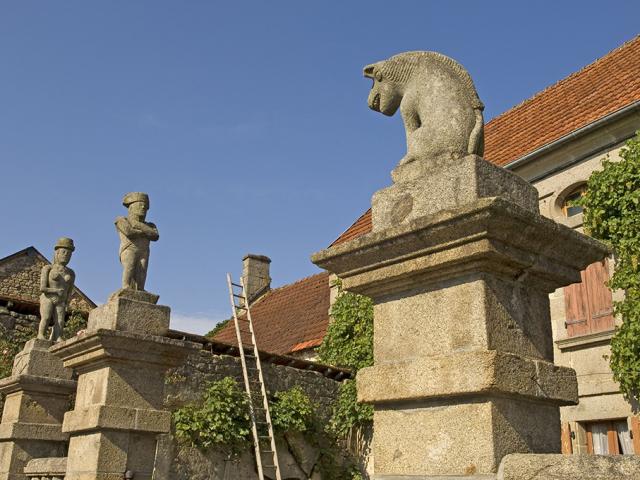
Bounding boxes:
579 132 640 402
205 318 230 338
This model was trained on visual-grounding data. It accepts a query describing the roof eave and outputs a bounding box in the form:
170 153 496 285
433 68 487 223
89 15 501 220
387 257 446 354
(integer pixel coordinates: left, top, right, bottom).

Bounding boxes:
503 100 640 172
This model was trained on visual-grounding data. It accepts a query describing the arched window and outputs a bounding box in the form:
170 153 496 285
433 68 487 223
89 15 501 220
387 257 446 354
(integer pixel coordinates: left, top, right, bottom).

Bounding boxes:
561 184 587 217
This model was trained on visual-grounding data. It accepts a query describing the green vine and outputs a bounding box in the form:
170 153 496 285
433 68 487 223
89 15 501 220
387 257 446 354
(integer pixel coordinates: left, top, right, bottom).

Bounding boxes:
270 385 314 433
173 377 252 457
579 131 640 402
318 281 374 437
173 379 320 454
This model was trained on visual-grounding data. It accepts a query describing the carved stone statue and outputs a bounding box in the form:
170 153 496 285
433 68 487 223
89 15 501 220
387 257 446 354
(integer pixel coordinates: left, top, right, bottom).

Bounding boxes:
364 51 484 172
37 238 76 342
115 192 159 291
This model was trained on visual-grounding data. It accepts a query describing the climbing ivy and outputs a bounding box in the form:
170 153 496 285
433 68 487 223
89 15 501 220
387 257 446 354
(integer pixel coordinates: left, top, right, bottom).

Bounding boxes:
318 281 374 437
173 377 252 457
317 282 373 371
579 132 640 402
173 379 320 454
270 385 315 433
327 379 373 438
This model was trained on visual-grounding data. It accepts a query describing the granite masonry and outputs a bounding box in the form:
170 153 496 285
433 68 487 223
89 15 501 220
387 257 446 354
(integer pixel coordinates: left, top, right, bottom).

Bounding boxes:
312 50 638 479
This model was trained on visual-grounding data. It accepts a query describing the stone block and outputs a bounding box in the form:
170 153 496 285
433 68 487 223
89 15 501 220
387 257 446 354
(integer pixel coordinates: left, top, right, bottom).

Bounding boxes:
357 351 577 405
0 440 66 480
23 456 66 477
372 276 554 364
10 340 72 381
62 405 170 434
498 453 640 480
87 297 169 336
373 155 539 230
313 198 610 298
373 397 560 476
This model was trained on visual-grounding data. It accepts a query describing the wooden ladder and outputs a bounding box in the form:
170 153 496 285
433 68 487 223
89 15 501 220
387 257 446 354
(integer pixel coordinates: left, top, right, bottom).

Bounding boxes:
226 274 282 480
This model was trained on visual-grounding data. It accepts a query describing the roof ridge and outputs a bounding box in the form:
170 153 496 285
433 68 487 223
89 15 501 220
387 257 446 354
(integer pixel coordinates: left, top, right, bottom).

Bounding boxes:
486 34 640 127
247 270 329 307
268 270 329 293
330 208 372 247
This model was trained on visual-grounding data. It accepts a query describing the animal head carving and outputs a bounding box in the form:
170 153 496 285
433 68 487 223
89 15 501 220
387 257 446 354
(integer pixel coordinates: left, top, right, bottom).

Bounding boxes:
363 51 485 170
363 61 405 116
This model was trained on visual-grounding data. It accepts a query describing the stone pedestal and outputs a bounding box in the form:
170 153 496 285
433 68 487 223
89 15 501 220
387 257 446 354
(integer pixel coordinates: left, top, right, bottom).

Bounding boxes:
51 294 199 480
312 156 609 478
0 339 76 480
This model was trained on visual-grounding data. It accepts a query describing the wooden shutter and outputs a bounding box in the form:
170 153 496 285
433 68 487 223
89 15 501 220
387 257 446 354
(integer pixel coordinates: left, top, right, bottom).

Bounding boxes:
561 422 573 454
564 269 590 337
631 417 640 454
563 259 613 337
585 259 614 333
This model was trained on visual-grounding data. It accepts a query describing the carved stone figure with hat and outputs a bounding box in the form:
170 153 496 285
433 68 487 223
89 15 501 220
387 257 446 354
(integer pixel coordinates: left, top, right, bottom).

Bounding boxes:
115 192 159 293
37 237 76 342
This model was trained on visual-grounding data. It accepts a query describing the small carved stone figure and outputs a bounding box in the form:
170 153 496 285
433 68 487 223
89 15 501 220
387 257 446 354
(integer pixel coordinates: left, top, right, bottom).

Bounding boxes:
37 237 76 342
364 51 485 171
116 192 159 291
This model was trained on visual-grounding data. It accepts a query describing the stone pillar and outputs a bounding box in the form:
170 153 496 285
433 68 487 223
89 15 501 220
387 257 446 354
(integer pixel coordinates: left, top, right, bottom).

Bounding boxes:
51 290 199 480
312 155 609 478
0 339 76 480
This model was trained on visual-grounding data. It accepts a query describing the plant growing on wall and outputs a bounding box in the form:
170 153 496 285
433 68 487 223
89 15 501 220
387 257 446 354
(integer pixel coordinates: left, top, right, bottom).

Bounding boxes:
173 377 252 457
270 385 315 433
579 132 640 402
318 281 374 436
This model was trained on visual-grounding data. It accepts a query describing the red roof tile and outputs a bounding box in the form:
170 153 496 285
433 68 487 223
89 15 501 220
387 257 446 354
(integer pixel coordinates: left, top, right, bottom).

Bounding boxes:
214 272 330 355
485 35 640 167
331 36 640 246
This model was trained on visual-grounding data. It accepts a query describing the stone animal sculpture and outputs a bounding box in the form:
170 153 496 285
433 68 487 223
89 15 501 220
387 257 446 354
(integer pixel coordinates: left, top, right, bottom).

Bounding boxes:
364 51 484 170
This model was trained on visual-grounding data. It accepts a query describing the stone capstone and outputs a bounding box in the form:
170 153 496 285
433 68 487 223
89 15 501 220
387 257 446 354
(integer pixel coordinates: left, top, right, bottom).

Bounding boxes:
87 295 169 336
373 155 539 230
10 339 72 380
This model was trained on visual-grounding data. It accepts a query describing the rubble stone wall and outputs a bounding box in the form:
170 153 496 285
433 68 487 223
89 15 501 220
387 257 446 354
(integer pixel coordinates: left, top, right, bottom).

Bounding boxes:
158 349 345 480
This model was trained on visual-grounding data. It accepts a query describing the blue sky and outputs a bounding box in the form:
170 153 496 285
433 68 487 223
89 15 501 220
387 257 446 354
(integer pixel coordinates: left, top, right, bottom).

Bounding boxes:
1 1 638 334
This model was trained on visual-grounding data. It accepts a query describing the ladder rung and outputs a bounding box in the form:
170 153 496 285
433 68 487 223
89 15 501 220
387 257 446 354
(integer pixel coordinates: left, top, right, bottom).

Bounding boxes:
234 305 247 310
231 281 243 288
233 293 246 299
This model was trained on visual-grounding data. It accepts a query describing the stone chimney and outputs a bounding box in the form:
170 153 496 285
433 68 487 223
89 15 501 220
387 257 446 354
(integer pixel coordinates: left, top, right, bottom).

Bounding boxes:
242 254 271 302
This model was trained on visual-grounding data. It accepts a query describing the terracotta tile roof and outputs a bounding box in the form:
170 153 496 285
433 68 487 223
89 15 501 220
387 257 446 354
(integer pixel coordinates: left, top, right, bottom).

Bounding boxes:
0 247 96 313
331 36 640 246
485 35 640 167
214 272 330 355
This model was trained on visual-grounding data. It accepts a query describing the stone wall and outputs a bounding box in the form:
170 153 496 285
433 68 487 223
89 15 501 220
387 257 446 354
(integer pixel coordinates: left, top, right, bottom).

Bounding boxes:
157 349 346 480
0 304 39 335
0 247 94 313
